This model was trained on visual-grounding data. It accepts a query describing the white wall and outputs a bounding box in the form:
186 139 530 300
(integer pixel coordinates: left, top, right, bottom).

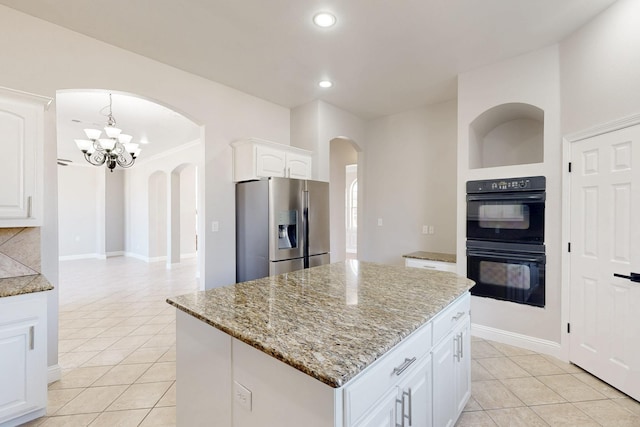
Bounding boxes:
560 0 640 135
329 138 358 262
0 5 290 369
457 45 562 348
291 100 365 181
105 169 125 255
362 100 458 265
148 171 168 260
179 165 197 258
57 166 99 258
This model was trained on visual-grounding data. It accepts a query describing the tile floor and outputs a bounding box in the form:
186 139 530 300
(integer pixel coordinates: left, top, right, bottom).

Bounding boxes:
21 257 640 426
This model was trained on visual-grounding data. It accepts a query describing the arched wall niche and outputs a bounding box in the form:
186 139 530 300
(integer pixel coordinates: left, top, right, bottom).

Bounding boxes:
469 103 544 169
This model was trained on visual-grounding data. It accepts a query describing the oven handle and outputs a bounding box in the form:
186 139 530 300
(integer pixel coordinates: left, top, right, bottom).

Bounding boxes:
467 193 545 202
467 250 544 263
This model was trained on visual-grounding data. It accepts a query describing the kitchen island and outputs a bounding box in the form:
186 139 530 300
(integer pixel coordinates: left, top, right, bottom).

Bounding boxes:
167 260 474 427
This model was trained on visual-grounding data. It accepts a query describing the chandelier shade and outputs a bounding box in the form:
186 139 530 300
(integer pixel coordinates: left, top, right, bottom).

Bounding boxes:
74 94 141 172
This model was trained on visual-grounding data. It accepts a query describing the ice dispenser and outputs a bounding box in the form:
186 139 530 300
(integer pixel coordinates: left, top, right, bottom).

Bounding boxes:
277 210 298 249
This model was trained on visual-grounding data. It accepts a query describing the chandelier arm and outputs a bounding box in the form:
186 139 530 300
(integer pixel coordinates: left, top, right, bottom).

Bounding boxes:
115 152 135 168
84 151 107 166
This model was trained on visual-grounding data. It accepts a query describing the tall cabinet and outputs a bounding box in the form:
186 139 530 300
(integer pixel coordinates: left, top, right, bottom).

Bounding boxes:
0 87 51 227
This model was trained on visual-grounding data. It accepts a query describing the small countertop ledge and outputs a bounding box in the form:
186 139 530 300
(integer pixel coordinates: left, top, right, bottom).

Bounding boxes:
0 274 54 298
167 260 473 388
403 251 457 263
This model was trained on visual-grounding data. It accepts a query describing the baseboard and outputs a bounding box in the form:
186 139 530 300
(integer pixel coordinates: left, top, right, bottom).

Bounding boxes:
48 363 62 384
58 253 101 261
471 323 563 360
106 251 124 258
181 252 197 260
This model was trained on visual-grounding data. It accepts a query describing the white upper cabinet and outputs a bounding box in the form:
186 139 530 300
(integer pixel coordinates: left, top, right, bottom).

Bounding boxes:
0 87 51 227
231 138 312 182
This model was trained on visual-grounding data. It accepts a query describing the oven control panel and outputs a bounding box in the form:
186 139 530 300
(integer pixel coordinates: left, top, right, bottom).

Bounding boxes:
466 176 546 193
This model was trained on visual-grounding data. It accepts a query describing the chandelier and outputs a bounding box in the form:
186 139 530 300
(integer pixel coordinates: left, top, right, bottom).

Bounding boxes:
74 93 141 172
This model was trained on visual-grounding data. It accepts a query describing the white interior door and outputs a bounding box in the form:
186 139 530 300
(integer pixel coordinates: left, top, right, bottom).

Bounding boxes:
569 124 640 401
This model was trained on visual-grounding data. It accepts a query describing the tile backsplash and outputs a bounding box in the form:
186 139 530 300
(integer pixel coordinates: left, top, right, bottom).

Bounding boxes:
0 227 41 279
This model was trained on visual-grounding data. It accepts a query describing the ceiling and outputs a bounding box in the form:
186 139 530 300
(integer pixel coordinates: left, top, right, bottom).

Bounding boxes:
2 1 618 166
1 0 617 121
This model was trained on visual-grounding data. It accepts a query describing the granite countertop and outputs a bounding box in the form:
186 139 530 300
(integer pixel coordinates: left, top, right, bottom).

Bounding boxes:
0 274 54 298
167 260 473 388
403 251 457 263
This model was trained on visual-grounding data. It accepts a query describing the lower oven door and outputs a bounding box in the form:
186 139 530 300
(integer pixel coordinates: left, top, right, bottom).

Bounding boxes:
467 245 545 307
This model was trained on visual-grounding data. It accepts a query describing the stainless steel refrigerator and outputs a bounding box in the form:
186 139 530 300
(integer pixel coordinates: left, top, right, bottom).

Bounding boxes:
236 177 330 282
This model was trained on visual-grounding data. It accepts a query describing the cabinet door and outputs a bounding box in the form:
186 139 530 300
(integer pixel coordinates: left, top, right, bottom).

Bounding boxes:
454 317 471 417
0 319 39 423
285 152 312 179
432 333 456 427
397 356 432 427
0 99 41 225
352 388 397 427
256 145 286 178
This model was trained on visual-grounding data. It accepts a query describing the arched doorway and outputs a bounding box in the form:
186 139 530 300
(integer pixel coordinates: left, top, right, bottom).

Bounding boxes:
329 137 360 262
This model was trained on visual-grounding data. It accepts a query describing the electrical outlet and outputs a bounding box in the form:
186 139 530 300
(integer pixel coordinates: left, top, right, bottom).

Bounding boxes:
429 225 434 234
422 225 429 234
234 381 252 411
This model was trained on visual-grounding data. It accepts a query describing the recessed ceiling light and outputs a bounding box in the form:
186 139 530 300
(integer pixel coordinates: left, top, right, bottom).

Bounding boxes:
318 80 333 88
313 12 336 28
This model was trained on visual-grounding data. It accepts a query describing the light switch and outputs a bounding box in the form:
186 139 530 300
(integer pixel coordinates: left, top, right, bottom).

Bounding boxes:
422 225 429 234
378 218 383 226
429 226 434 234
234 381 252 411
212 221 219 232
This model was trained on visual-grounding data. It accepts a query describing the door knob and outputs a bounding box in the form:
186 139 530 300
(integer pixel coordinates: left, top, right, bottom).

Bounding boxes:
613 272 640 283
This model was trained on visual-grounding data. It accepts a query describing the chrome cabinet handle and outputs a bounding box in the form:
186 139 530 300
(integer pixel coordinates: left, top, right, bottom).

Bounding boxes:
459 332 464 359
393 357 417 376
452 311 465 321
421 265 436 269
404 388 412 426
29 326 34 350
395 396 405 427
453 335 459 361
27 196 32 218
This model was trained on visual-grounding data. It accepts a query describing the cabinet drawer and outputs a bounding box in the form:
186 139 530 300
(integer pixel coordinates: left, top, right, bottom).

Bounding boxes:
344 322 432 426
405 258 457 273
432 293 470 345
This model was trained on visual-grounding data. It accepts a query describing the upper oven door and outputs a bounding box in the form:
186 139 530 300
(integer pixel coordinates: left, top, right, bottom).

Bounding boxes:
466 191 545 243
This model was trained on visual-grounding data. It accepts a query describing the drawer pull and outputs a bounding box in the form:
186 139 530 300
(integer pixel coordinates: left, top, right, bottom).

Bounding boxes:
393 357 417 376
452 311 465 321
421 265 436 269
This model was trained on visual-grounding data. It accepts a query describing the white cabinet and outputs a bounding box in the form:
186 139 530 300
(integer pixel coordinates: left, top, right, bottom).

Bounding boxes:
231 138 312 182
0 292 48 426
352 356 431 427
344 323 431 427
431 294 471 427
0 87 51 227
405 258 457 273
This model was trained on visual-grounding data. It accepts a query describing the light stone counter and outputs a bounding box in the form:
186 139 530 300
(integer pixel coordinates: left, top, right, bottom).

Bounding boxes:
0 274 53 298
167 260 473 388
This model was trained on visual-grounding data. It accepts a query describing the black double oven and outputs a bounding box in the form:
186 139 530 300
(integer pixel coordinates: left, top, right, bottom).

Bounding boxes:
466 176 546 307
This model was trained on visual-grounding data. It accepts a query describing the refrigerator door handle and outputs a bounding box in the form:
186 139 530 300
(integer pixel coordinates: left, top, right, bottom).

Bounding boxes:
303 189 310 268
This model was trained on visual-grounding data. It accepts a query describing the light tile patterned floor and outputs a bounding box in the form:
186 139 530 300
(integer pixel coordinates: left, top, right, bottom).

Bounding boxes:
22 257 198 427
21 257 640 426
456 337 640 426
